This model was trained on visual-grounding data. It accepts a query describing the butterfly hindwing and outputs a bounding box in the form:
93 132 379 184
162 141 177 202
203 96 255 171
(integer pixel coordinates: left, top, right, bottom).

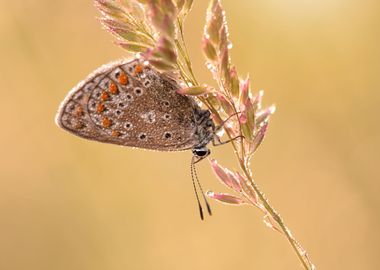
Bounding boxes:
56 59 199 151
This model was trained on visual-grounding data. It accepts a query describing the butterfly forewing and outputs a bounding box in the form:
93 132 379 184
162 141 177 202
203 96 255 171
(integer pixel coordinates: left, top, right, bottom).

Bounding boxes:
56 59 199 151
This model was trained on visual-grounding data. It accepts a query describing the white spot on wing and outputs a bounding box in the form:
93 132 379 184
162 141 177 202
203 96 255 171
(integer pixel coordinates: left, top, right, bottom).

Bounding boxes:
140 111 156 123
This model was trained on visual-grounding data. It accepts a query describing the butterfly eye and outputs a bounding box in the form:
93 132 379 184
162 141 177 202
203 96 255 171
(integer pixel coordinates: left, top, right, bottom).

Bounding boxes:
192 147 210 157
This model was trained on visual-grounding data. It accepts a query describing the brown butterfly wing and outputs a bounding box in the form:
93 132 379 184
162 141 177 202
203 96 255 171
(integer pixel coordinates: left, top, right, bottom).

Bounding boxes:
56 59 199 151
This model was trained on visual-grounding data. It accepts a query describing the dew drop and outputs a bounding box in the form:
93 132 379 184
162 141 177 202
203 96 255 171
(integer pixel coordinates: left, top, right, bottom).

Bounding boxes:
216 128 225 137
179 82 187 88
206 62 217 73
225 122 233 129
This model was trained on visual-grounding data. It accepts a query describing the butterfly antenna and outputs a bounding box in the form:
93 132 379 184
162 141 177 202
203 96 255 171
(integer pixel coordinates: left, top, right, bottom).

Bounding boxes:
191 157 212 217
190 156 204 220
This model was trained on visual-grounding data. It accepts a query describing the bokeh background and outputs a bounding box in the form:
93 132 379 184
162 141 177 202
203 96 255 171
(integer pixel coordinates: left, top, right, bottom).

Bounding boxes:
1 0 379 269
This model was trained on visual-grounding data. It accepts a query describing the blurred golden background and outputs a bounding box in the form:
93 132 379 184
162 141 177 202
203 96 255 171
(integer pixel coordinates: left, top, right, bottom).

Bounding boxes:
1 0 379 269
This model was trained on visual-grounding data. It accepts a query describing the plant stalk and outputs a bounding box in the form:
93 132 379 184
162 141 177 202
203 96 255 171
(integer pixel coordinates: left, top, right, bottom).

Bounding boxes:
239 161 315 270
175 9 314 270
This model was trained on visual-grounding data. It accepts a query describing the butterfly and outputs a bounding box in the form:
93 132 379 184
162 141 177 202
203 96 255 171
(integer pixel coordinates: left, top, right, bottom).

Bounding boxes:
55 58 238 219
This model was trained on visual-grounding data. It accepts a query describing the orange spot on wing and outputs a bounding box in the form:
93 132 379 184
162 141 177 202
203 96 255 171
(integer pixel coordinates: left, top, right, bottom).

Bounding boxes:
111 130 120 137
102 118 112 128
118 72 128 85
96 103 105 113
109 82 118 94
134 64 143 75
100 91 109 101
74 122 84 129
75 106 84 116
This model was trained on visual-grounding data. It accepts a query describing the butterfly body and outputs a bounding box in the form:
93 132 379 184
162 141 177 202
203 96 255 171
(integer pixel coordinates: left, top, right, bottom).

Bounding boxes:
56 59 215 154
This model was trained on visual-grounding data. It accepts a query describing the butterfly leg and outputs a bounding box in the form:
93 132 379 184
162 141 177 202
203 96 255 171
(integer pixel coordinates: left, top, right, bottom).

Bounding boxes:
212 134 244 146
211 111 245 146
214 111 241 133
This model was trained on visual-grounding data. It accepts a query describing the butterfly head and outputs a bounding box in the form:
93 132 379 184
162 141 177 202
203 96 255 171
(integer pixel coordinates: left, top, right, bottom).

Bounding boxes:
192 146 210 158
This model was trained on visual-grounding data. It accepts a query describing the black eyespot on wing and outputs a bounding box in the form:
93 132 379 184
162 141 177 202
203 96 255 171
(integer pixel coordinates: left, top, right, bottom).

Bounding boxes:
164 132 172 139
138 133 147 140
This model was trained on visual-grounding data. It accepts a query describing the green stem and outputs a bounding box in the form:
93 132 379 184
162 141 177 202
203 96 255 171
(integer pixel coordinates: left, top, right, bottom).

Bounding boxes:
177 18 199 85
122 11 156 43
176 62 194 87
239 162 314 270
